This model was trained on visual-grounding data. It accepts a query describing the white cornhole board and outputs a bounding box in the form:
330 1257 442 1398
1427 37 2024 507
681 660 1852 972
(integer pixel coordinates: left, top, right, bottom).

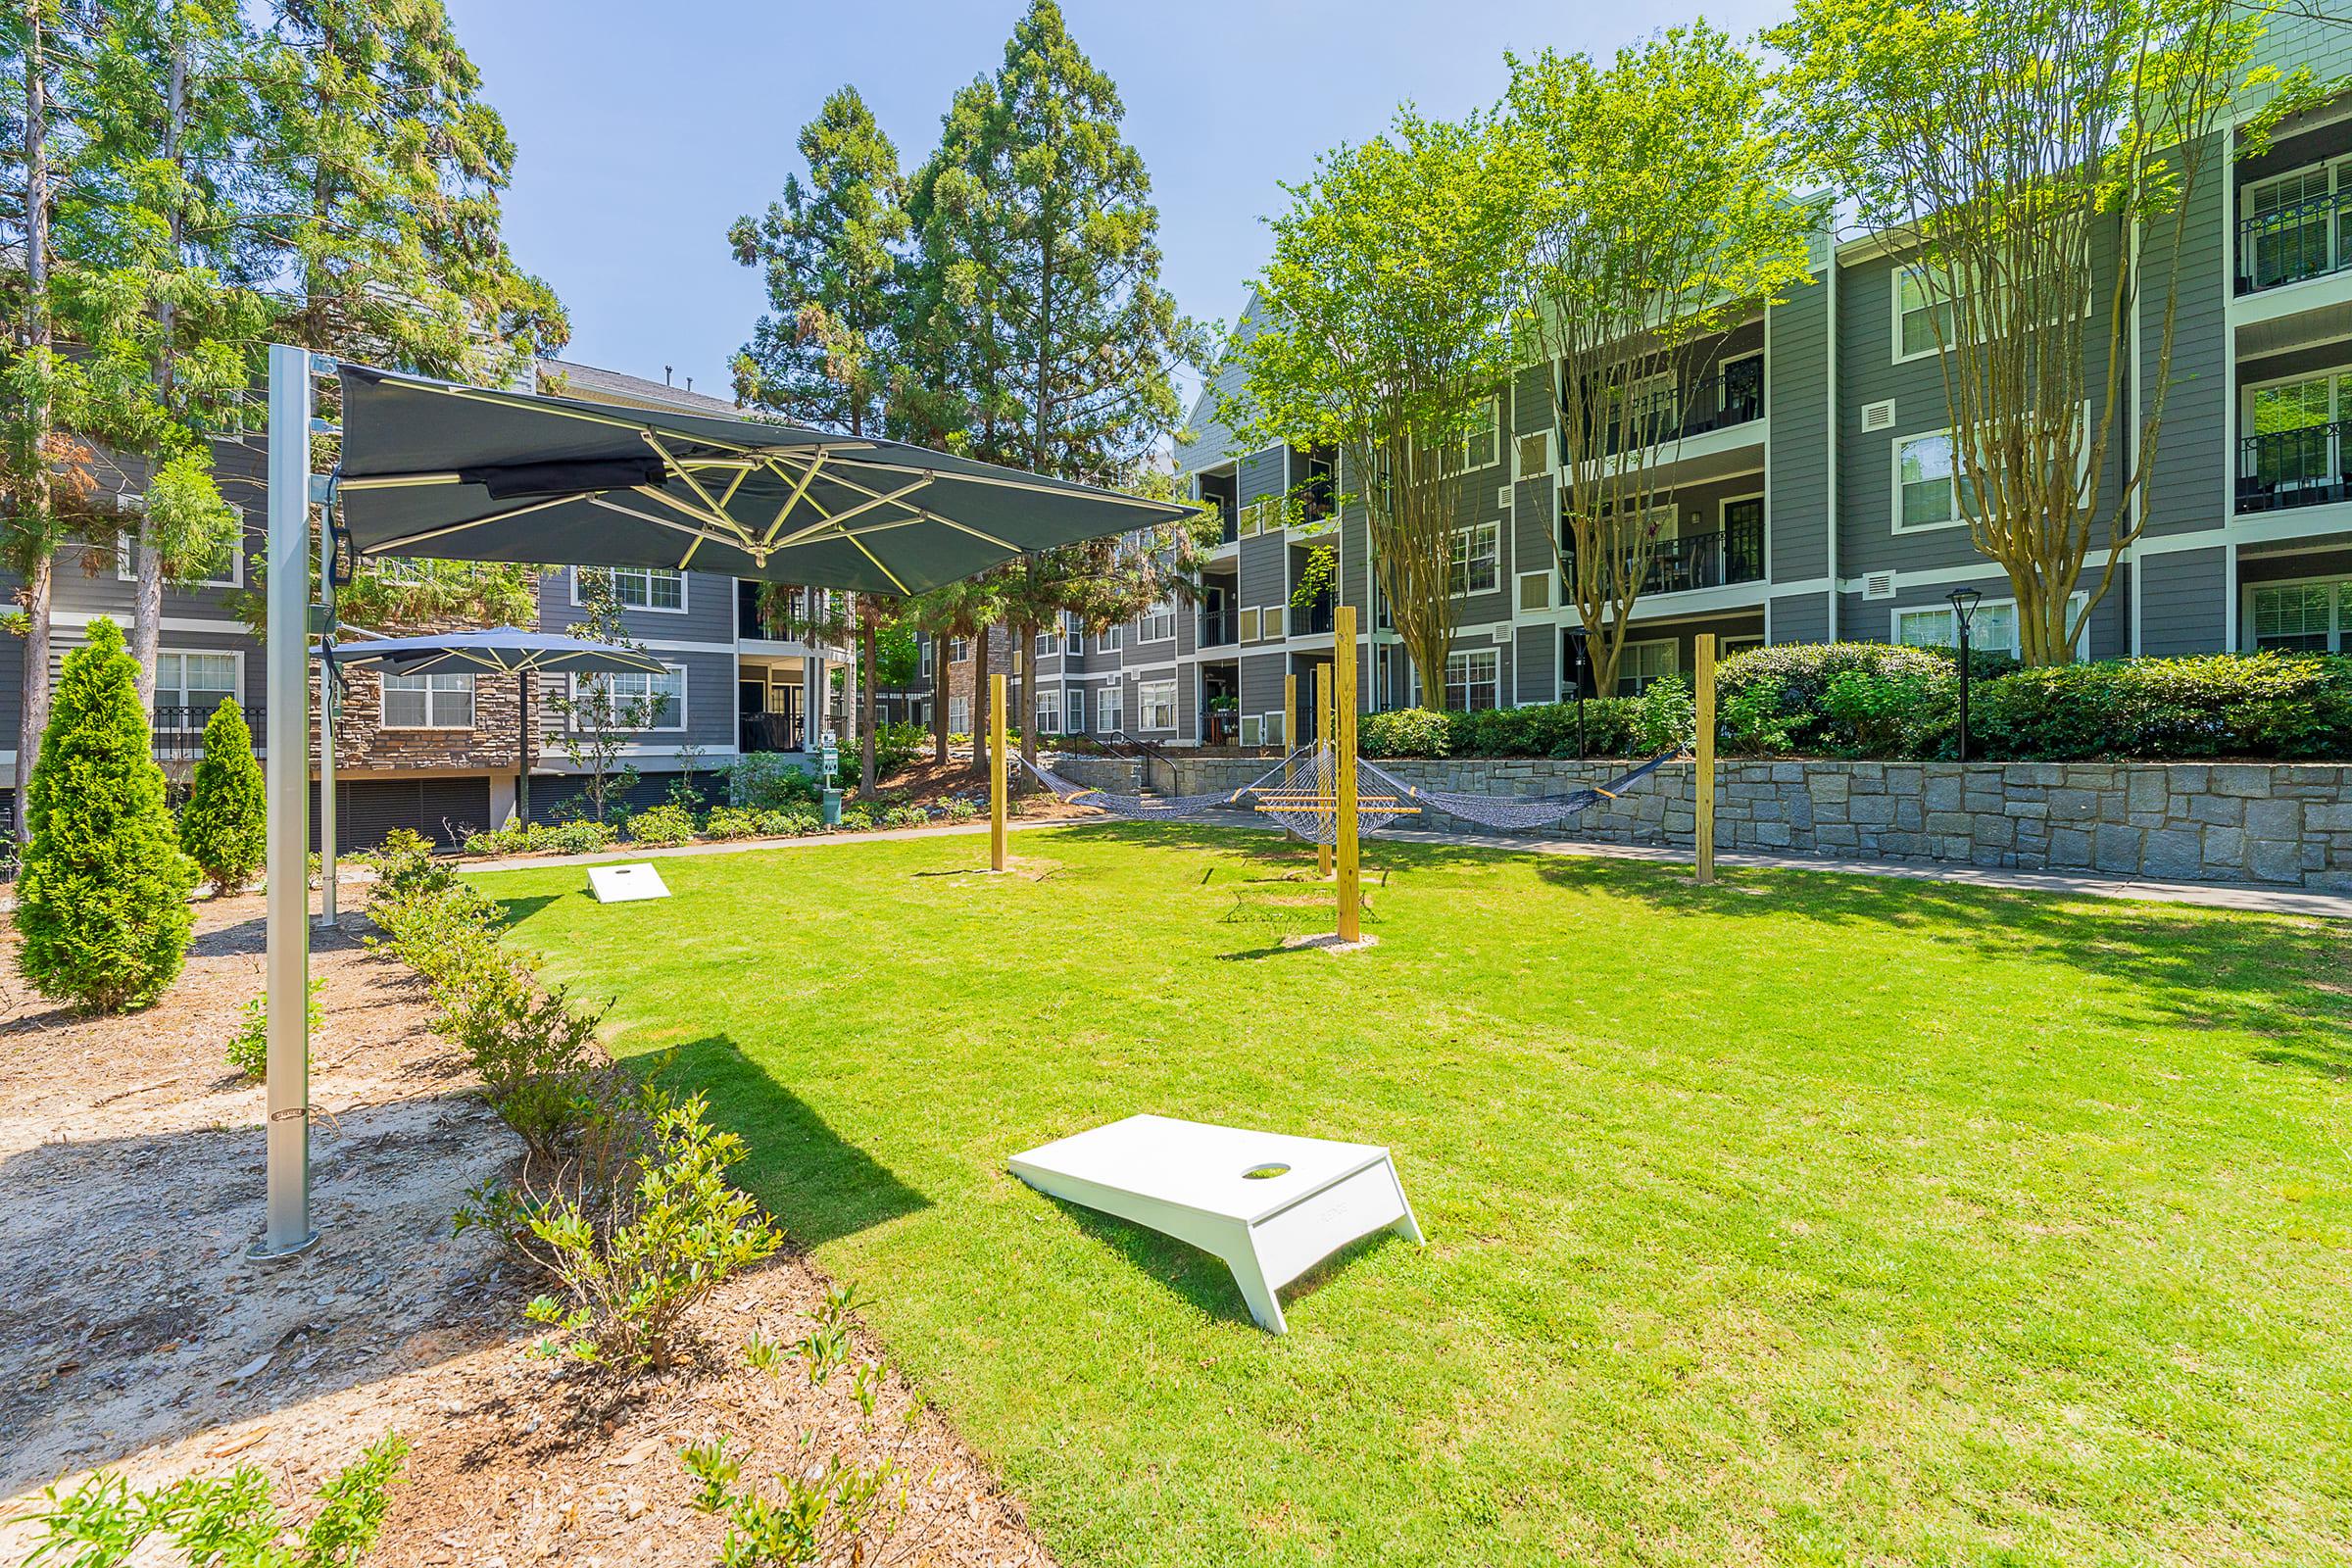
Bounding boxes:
588 862 671 904
1008 1113 1423 1334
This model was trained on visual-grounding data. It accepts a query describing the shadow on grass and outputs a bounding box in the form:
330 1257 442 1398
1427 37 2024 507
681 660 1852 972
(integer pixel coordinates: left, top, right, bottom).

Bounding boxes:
1524 854 2352 1080
662 1035 932 1249
1040 1194 1411 1331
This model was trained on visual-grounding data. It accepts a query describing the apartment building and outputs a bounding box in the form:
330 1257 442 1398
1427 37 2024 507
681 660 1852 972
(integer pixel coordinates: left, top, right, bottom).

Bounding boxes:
0 359 853 845
968 17 2352 748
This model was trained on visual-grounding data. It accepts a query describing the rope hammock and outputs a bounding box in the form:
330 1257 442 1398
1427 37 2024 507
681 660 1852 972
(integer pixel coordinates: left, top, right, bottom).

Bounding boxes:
1011 745 1688 839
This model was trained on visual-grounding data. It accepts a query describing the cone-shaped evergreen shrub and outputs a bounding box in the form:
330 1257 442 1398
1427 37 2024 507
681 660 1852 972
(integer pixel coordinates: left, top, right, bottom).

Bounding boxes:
180 697 266 895
17 617 199 1011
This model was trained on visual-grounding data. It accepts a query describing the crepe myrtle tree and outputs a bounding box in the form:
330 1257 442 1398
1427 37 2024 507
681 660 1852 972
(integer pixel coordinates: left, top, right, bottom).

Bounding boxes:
548 570 668 823
1770 0 2307 665
1505 26 1818 696
1229 106 1530 708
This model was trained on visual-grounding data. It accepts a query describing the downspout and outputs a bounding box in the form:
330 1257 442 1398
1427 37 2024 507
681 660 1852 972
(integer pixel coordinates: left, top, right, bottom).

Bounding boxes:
1824 244 1841 642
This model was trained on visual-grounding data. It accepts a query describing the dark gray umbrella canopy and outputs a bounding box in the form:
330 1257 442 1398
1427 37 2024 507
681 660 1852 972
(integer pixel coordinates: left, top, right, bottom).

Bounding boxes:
334 365 1193 594
326 628 668 678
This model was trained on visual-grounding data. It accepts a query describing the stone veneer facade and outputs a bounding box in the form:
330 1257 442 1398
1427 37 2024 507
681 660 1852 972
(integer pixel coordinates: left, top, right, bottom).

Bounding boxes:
1048 754 2352 891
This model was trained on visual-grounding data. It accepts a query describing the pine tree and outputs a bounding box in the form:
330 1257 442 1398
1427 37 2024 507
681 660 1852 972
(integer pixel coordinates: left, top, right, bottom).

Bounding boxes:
17 617 198 1012
179 696 265 895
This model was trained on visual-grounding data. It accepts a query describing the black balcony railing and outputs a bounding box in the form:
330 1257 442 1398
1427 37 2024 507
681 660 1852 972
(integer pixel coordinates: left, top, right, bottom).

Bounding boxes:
1205 497 1239 544
739 711 804 754
153 704 263 760
1291 591 1336 635
1200 608 1239 647
2235 188 2352 295
1561 517 1766 598
738 586 841 642
1592 366 1765 456
2238 420 2352 512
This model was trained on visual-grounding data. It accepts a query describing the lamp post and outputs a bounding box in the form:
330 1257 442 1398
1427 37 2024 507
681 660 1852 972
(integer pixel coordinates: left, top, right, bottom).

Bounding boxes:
1573 633 1590 760
1948 586 1983 764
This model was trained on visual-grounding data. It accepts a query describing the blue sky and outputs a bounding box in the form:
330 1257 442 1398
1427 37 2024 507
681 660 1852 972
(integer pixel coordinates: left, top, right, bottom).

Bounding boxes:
444 0 1788 402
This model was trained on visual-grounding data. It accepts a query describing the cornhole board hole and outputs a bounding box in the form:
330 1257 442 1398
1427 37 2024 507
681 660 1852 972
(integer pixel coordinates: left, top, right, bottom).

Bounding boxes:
588 862 670 904
1008 1113 1423 1334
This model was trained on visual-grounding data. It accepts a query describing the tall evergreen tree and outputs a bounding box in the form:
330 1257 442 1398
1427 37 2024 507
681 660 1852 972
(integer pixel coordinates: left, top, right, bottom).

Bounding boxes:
17 616 198 1012
179 693 264 894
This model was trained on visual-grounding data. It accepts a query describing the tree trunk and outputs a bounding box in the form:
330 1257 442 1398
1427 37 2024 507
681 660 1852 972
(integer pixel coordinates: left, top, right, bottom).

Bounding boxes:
16 13 54 839
133 25 189 710
973 632 991 769
931 633 948 763
1016 619 1041 765
858 612 877 794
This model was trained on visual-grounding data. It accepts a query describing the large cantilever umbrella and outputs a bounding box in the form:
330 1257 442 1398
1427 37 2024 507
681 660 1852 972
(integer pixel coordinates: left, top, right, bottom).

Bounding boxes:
327 629 667 828
333 365 1195 590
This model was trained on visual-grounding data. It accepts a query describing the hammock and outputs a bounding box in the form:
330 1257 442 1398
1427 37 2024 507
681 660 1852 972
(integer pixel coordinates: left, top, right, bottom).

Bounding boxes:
1011 750 1292 821
1375 749 1686 833
1250 745 1419 846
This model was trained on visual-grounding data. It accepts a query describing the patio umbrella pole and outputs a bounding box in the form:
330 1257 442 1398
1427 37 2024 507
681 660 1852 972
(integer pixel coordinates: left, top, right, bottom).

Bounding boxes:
257 342 318 1260
517 670 531 825
317 476 338 928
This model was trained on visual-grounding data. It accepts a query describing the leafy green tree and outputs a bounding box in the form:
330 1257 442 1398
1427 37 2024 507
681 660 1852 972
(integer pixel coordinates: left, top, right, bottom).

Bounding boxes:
16 617 198 1012
179 696 265 895
1506 26 1818 695
1769 0 2301 664
548 572 666 823
1230 108 1528 706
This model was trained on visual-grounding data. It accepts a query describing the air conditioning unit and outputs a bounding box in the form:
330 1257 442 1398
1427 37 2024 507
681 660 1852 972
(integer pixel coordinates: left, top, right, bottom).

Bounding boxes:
1863 570 1897 600
1860 399 1895 431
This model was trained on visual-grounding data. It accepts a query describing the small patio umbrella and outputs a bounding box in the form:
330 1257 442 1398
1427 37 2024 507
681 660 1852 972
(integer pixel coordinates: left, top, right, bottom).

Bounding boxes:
333 366 1197 592
328 628 668 829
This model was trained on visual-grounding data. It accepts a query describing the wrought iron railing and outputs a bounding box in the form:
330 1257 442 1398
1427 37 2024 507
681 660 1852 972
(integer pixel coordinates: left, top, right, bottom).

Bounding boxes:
1590 367 1766 456
739 712 804 753
2238 420 2352 512
1291 592 1336 635
2236 187 2352 295
152 703 264 760
1560 518 1766 598
1200 609 1239 647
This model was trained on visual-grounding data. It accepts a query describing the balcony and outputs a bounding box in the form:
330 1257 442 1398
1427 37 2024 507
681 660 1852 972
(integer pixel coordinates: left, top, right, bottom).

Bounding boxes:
1291 590 1336 636
1562 518 1766 598
2235 189 2352 295
1200 607 1239 647
154 704 263 763
738 582 839 643
2238 421 2352 512
1595 366 1765 456
739 711 805 753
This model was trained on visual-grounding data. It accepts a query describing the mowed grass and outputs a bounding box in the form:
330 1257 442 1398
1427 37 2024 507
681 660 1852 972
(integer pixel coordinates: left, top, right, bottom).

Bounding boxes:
477 825 2352 1567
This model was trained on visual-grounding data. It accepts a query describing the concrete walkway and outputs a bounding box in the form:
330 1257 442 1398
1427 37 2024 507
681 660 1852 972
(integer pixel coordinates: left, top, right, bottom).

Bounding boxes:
453 811 2352 919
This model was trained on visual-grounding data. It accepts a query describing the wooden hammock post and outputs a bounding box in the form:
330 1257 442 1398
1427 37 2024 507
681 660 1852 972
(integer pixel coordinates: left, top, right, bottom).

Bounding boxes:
1283 671 1296 757
1335 607 1361 942
1314 662 1333 880
1694 633 1717 886
990 671 1007 873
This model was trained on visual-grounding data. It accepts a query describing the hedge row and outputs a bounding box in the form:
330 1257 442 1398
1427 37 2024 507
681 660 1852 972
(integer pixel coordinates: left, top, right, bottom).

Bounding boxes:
1359 647 2352 762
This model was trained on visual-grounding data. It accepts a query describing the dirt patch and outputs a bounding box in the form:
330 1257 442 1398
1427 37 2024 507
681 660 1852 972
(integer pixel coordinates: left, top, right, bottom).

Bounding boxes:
0 894 1053 1567
874 754 1100 823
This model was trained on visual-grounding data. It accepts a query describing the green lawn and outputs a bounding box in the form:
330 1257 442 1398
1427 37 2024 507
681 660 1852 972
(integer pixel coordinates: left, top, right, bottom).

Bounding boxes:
477 826 2352 1567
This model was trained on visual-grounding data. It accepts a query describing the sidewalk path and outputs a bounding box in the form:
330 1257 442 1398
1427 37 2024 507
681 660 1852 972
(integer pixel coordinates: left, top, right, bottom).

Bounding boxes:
456 812 2352 919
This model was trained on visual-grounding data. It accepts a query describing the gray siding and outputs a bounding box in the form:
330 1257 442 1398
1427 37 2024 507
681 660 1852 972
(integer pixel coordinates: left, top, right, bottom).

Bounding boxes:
2142 132 2230 542
2140 547 2229 654
1767 270 1832 587
1514 623 1555 704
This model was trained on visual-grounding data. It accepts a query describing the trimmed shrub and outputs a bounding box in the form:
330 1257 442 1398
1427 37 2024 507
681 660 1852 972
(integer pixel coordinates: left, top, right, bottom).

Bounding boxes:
1712 642 1961 758
547 817 616 856
1972 651 2352 760
361 827 457 898
177 699 265 895
727 753 820 810
625 803 698 847
17 617 199 1012
701 806 764 841
1360 707 1452 758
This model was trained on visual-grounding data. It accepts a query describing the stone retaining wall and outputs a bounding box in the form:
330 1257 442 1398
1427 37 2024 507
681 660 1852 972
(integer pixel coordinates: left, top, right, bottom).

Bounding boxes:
1045 753 2352 890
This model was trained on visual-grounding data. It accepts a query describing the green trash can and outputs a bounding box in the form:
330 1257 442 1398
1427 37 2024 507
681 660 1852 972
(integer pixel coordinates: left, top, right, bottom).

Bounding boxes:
822 786 843 827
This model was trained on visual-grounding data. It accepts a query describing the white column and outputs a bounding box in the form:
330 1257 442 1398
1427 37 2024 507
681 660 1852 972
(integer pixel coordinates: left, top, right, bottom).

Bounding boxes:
257 343 317 1259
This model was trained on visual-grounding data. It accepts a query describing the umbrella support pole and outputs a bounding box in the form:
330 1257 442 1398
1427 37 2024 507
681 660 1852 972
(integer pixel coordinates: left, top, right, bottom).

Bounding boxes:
517 671 531 825
257 342 319 1261
316 490 338 928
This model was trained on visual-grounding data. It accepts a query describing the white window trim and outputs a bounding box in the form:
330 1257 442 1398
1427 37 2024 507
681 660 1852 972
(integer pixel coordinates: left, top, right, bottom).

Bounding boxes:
1068 689 1085 733
153 647 246 715
1444 647 1501 712
2242 570 2352 654
1617 638 1680 695
568 662 689 732
1137 677 1178 732
378 670 477 731
1892 259 2094 367
1139 601 1177 644
2240 158 2351 283
1889 591 2089 661
571 564 689 614
1891 424 1972 534
1461 394 1502 470
1449 518 1502 599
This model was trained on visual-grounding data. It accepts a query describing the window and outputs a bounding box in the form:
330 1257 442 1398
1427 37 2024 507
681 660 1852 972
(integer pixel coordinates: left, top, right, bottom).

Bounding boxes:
154 650 238 722
1098 684 1121 734
1445 648 1500 712
1096 625 1121 655
1067 689 1085 733
1460 395 1501 469
950 636 970 663
1617 640 1678 696
571 664 685 731
919 641 933 678
950 695 970 733
1140 601 1176 642
1449 520 1500 596
1894 593 2086 660
575 565 684 612
2242 370 2352 502
2249 578 2352 653
1037 688 1062 734
1894 429 1977 531
1515 430 1553 477
1039 622 1061 657
116 514 242 586
2241 163 2346 291
1138 678 1177 731
1894 266 1956 361
381 671 475 729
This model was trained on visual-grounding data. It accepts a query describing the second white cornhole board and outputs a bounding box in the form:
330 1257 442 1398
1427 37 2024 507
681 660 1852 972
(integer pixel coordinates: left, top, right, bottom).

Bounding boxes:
1008 1113 1423 1334
588 862 671 904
